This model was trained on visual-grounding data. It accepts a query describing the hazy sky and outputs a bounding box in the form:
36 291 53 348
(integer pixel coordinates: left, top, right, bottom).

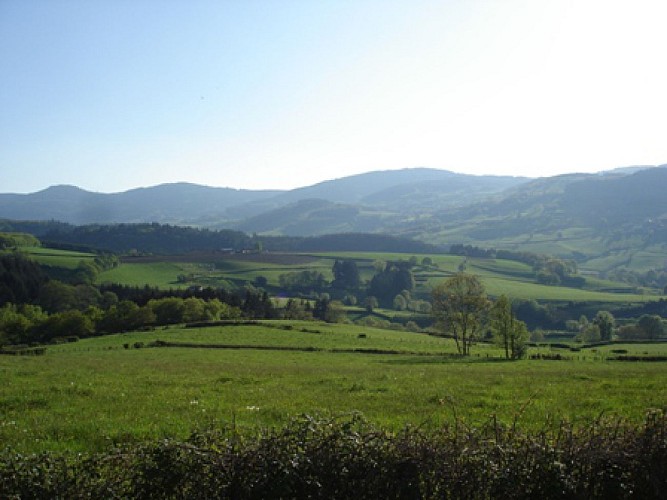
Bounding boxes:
2 0 666 194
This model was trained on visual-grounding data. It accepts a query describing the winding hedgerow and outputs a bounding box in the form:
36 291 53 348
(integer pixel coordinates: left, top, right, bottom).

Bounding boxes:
1 411 665 499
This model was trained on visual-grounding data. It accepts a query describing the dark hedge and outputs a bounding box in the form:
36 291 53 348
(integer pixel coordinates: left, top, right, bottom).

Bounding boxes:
1 412 665 499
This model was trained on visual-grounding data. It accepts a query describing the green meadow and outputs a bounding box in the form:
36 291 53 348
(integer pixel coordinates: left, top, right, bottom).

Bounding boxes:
19 246 98 269
95 250 663 303
98 261 187 288
2 321 667 454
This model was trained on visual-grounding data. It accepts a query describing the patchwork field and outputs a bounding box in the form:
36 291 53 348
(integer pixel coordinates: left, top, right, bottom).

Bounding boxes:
95 251 664 303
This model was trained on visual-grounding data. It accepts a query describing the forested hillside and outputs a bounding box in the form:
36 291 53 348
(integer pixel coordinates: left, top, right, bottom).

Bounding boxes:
0 220 438 255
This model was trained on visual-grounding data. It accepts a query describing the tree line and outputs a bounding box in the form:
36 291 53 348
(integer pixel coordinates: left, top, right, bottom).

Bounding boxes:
1 219 438 255
0 252 279 346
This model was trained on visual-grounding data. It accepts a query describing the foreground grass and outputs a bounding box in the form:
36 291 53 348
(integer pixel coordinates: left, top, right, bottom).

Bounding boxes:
2 322 667 453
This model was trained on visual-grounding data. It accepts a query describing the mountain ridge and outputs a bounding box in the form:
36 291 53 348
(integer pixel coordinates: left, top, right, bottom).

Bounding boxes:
0 168 529 226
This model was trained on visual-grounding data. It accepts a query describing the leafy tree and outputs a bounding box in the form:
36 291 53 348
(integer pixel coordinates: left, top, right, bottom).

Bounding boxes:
253 276 268 287
530 328 545 342
323 300 346 323
617 324 642 340
38 281 78 313
34 310 94 342
368 261 414 306
637 314 665 340
513 299 557 330
393 294 407 311
98 300 156 333
73 260 99 285
405 321 421 332
431 273 490 355
242 290 277 319
580 324 601 342
283 298 312 320
313 296 345 322
279 270 327 293
490 295 529 359
411 300 431 314
204 298 240 321
342 294 357 306
0 232 40 249
0 303 45 344
331 260 360 290
74 284 102 310
101 291 119 310
182 297 207 322
536 270 560 285
593 310 615 341
364 296 378 313
149 297 186 325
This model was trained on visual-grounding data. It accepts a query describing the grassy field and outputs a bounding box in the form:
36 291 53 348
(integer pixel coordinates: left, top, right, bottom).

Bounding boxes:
97 261 188 288
95 250 663 303
15 244 661 302
2 321 667 454
17 246 98 269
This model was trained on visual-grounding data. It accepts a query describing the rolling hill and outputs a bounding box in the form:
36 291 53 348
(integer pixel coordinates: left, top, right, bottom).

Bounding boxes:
2 165 667 275
0 168 527 227
415 166 667 272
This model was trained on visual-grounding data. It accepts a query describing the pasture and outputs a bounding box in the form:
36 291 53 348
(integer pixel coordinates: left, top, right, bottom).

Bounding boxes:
96 250 664 303
2 321 667 453
18 246 98 269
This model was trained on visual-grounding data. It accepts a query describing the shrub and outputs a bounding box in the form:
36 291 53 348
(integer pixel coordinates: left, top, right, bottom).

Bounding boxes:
1 413 667 498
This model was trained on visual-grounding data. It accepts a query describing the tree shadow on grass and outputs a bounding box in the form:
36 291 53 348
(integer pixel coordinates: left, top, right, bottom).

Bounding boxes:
382 355 515 365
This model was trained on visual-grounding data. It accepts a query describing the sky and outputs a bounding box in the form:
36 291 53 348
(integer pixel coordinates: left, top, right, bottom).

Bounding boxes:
1 0 667 194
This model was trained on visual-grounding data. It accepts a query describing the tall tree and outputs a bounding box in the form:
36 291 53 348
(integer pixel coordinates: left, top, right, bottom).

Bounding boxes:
431 273 490 355
490 295 529 359
637 314 665 340
331 260 360 290
593 310 615 341
368 261 414 306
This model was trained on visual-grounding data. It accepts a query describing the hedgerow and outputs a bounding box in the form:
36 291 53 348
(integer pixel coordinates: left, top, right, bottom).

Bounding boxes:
1 411 665 499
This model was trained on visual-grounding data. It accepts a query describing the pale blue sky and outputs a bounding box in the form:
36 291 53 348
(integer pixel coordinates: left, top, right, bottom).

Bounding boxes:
2 0 666 193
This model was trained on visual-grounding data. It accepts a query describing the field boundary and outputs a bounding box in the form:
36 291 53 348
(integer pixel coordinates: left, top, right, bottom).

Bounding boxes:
147 339 461 357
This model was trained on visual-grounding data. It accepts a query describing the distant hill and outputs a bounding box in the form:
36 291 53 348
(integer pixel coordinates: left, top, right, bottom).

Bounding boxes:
267 168 524 208
0 183 281 226
416 166 667 272
3 165 667 274
0 168 528 228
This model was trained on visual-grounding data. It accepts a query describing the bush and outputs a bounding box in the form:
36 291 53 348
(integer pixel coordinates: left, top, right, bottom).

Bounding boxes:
1 413 666 498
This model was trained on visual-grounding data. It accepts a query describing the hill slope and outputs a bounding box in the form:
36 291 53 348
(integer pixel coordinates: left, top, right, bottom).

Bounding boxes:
417 166 667 273
0 169 527 228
